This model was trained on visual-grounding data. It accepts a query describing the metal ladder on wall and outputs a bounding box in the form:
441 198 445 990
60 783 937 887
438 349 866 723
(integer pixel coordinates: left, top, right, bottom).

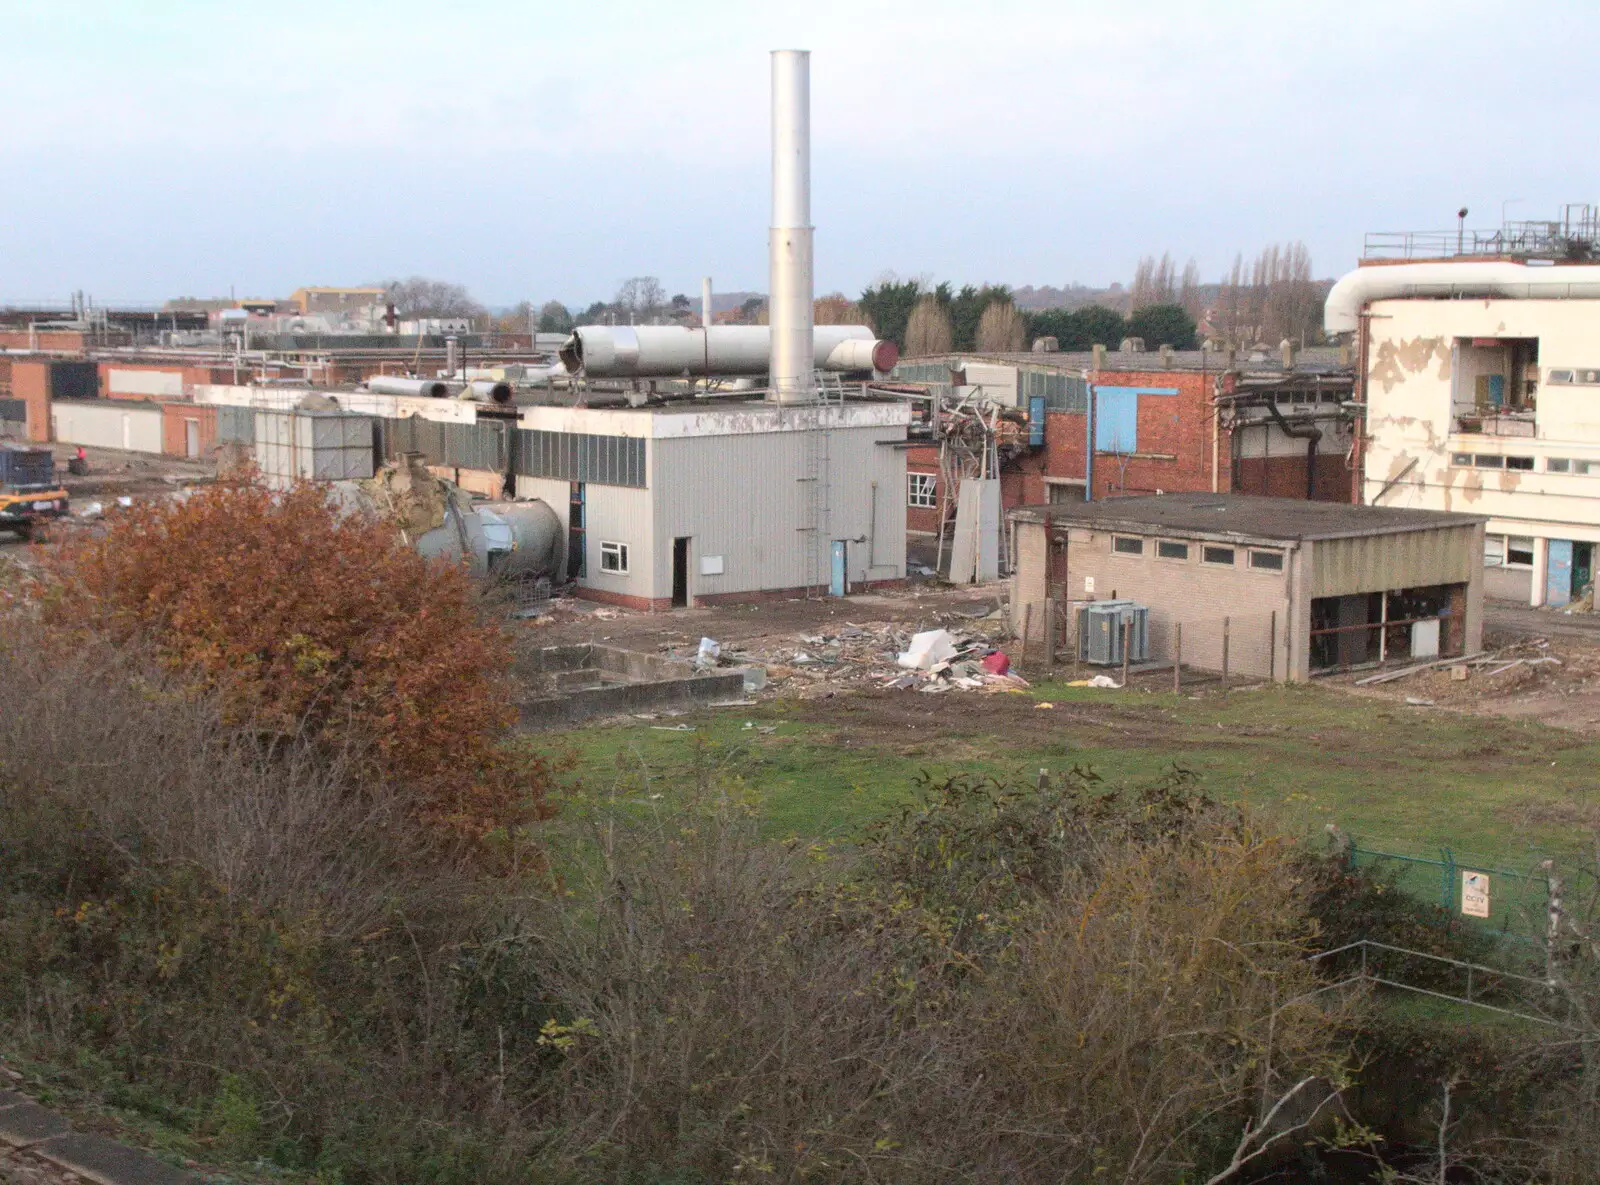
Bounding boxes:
796 373 838 596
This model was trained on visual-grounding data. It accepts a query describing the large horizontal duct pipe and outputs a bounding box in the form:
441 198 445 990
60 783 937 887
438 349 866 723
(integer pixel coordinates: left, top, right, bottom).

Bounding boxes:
367 375 452 399
559 324 894 378
1325 260 1600 334
460 379 513 404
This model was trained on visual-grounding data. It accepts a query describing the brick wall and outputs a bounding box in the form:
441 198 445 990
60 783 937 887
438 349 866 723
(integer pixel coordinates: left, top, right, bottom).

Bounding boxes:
10 362 52 442
1011 521 1296 680
160 403 217 458
1087 368 1228 499
1235 454 1351 503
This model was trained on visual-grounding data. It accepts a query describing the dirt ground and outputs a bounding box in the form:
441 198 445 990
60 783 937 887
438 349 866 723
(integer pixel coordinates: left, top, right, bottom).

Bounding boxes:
1328 624 1600 734
522 583 1600 737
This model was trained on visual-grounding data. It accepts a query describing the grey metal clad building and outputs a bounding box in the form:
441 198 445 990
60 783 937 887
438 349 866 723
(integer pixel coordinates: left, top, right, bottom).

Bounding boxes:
194 383 912 609
516 399 911 609
1011 493 1486 681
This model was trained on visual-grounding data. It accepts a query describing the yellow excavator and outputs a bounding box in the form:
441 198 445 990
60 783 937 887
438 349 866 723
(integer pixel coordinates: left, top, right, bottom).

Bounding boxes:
0 443 69 540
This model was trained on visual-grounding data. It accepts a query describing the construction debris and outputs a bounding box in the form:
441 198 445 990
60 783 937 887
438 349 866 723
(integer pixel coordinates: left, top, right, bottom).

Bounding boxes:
657 614 1026 697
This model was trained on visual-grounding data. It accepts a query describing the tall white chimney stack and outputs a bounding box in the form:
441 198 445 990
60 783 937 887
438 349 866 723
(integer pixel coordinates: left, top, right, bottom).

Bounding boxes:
701 276 713 329
768 49 815 405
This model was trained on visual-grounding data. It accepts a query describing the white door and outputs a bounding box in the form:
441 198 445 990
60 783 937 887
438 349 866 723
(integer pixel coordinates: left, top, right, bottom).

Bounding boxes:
184 419 200 459
121 414 131 451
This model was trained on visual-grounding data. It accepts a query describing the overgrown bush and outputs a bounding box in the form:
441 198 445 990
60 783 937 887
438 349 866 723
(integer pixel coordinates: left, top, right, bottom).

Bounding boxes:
35 478 553 837
525 767 1353 1182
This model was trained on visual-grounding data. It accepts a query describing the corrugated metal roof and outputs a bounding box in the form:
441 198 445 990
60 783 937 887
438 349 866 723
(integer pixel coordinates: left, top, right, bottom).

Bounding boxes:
1010 492 1486 543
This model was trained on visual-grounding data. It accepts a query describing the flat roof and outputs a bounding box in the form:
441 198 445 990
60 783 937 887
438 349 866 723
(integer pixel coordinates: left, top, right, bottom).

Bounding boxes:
907 347 1350 377
1010 493 1486 543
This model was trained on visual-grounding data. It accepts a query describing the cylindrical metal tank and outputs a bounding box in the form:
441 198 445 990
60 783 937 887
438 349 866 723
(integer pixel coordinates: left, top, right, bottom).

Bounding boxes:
367 376 452 399
559 324 892 378
473 500 564 580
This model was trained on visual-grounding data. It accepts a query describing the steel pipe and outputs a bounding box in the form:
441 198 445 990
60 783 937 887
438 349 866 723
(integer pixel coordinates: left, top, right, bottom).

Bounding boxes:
462 379 513 404
1325 260 1600 334
366 375 452 398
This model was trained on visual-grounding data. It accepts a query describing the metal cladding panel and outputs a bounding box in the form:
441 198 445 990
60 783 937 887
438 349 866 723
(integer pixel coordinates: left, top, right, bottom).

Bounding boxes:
515 428 646 487
217 404 256 444
1307 527 1480 598
649 421 907 597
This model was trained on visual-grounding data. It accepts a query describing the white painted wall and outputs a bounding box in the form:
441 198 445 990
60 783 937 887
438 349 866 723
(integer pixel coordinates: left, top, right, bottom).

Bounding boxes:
1362 296 1600 604
51 402 163 453
107 368 183 397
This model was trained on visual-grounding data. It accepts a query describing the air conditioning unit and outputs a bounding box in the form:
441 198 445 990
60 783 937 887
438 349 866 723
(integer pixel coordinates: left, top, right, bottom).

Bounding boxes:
1078 600 1150 665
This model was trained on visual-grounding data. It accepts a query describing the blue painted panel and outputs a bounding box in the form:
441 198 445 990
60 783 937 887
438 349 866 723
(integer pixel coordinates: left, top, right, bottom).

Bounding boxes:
1091 386 1180 454
1094 388 1139 453
1028 395 1046 446
830 540 848 598
1487 373 1505 408
1548 539 1573 606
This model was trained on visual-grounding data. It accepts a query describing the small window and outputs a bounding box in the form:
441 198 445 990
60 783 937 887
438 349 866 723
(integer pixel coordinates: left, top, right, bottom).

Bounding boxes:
1249 549 1284 571
1484 536 1506 567
1475 455 1504 469
1506 456 1534 471
1156 540 1189 560
1202 545 1235 566
907 473 937 508
599 541 629 573
1548 458 1571 473
1577 461 1600 476
1112 535 1144 556
1451 453 1473 467
1507 537 1535 567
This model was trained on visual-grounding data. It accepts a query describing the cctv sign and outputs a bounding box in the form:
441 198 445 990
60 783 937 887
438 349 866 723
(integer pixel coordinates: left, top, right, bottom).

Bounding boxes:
1461 871 1490 919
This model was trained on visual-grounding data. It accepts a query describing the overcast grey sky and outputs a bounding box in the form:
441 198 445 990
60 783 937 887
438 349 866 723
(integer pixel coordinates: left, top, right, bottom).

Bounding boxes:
3 0 1595 307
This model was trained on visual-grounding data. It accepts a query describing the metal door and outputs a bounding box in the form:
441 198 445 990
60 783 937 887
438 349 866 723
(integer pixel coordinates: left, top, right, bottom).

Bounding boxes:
1575 542 1594 596
1547 539 1573 606
830 540 847 597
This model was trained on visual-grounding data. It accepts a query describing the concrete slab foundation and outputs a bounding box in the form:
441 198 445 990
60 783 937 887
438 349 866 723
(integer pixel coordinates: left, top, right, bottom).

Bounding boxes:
516 644 747 728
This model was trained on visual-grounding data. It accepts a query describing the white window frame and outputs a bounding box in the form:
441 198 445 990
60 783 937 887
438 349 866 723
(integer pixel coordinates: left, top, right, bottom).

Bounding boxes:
1156 540 1189 561
1112 535 1144 556
1248 549 1284 571
1506 536 1535 568
599 540 629 574
1202 545 1236 567
907 472 937 508
1484 535 1507 567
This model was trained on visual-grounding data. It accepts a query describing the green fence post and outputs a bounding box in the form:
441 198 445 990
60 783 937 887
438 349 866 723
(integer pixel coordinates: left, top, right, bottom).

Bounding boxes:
1441 848 1455 913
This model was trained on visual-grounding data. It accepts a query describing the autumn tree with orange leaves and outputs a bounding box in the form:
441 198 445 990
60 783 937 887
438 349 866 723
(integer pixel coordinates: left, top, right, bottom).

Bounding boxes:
40 479 553 839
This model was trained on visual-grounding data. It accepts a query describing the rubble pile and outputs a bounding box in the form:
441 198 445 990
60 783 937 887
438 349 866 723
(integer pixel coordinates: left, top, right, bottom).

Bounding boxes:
676 614 1028 699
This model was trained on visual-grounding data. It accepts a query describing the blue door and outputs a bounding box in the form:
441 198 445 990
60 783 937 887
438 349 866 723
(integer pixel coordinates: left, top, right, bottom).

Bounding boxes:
830 540 848 597
1547 539 1573 606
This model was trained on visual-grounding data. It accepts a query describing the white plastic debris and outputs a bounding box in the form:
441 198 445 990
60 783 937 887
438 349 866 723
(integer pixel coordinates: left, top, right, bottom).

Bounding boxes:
694 637 721 669
78 502 104 519
116 496 134 508
1087 674 1120 689
897 629 958 670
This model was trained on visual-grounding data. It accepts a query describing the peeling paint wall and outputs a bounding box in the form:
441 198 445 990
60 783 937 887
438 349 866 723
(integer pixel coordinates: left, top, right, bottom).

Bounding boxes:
1363 298 1600 602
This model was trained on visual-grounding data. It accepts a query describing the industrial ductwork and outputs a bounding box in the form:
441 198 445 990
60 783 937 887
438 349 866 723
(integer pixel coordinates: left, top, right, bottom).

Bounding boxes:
461 379 513 404
558 324 897 378
1324 261 1600 334
367 375 451 399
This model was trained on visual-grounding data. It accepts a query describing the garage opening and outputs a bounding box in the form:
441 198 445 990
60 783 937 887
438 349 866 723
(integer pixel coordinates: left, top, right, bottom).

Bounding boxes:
1310 583 1467 673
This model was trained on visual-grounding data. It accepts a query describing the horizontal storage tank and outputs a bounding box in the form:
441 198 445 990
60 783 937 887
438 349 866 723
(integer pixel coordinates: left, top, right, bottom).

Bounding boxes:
253 409 376 489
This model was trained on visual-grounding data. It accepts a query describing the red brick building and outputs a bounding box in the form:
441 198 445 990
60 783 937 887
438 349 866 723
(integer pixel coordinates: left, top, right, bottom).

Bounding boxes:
899 349 1354 550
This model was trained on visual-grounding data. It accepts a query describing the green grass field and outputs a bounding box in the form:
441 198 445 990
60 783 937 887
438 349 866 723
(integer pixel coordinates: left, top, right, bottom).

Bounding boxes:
546 680 1598 868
